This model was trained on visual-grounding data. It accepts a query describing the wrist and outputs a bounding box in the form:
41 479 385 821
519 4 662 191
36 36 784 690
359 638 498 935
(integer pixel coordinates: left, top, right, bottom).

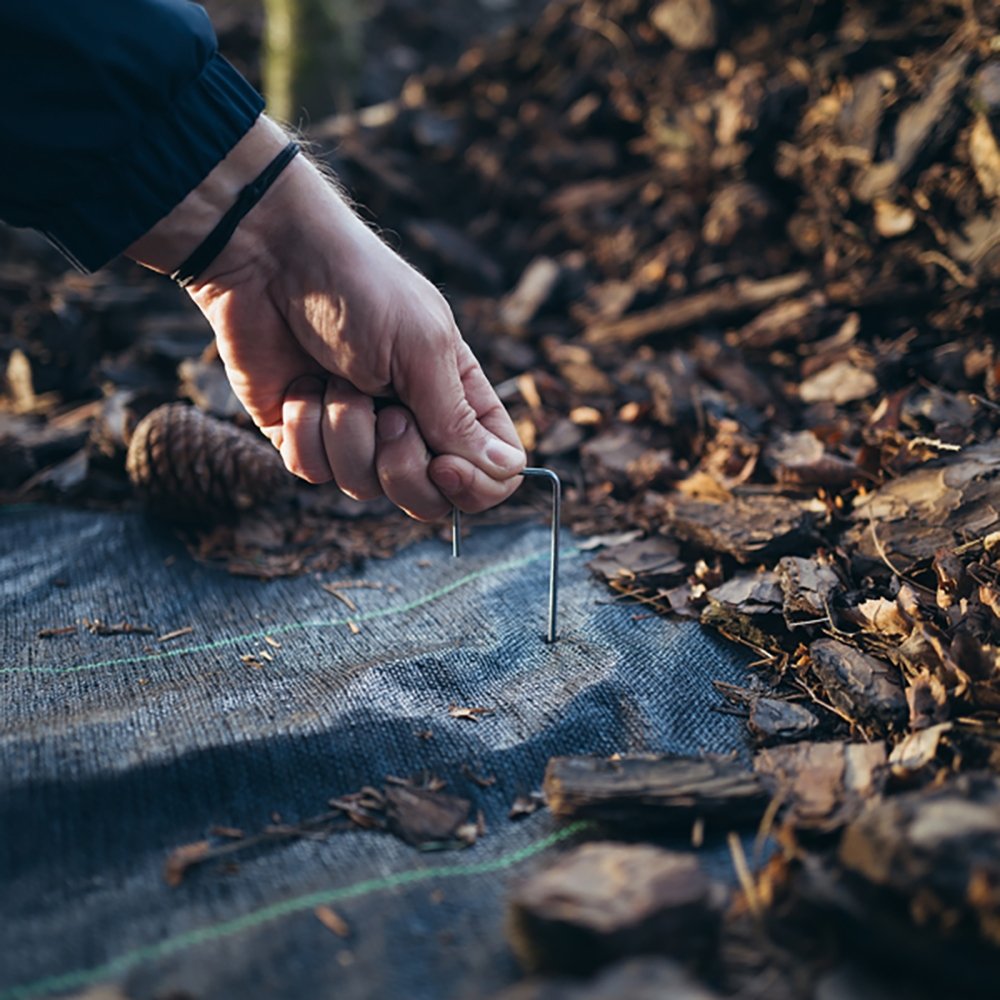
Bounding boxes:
188 148 379 297
126 115 290 274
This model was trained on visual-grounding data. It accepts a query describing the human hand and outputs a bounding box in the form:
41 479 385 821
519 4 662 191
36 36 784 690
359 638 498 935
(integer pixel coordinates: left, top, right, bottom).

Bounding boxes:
129 119 525 521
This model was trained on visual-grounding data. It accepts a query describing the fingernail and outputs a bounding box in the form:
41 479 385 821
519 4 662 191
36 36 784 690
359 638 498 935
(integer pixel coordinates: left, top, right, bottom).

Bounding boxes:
434 467 462 495
485 438 525 472
377 409 407 442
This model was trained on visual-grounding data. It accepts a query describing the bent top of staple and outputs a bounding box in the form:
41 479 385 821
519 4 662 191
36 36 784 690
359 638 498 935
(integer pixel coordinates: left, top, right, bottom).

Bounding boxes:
451 468 561 643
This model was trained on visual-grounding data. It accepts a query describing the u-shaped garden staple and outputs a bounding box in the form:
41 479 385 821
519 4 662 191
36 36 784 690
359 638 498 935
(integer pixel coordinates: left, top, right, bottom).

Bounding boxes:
450 468 561 643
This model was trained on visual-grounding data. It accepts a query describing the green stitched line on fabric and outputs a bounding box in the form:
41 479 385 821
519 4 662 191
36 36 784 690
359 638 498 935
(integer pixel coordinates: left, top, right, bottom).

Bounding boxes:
3 546 582 676
0 820 593 1000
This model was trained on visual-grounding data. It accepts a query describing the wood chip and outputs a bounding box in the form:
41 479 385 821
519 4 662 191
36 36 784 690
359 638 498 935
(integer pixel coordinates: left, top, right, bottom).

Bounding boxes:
543 754 769 830
314 905 351 938
461 766 496 788
662 494 821 565
507 843 719 974
747 697 820 744
809 638 907 730
83 618 155 636
163 840 212 887
754 740 887 832
835 772 1000 959
383 783 475 850
322 583 359 612
448 704 494 722
156 626 193 643
509 792 546 820
584 272 811 346
37 624 77 638
776 556 841 629
844 439 1000 573
799 361 878 405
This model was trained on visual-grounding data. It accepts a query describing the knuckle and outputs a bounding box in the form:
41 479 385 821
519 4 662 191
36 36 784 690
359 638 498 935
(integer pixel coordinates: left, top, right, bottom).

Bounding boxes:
428 398 479 445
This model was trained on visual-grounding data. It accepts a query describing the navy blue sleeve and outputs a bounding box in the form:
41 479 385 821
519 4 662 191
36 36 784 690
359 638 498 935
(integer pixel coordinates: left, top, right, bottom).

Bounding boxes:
0 0 265 271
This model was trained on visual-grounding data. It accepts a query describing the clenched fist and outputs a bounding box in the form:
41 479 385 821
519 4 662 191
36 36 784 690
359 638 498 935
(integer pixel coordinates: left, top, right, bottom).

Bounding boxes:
129 116 525 521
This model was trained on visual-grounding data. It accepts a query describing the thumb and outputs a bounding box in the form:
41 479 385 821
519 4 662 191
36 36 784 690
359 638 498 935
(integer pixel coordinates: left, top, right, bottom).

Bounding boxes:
396 336 525 479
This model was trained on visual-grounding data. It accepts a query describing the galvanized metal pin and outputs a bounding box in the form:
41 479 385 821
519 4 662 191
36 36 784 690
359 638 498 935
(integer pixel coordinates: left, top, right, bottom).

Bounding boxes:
451 467 561 643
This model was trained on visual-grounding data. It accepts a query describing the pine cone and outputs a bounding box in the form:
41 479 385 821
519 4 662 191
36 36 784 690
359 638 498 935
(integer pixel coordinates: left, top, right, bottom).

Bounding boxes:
126 403 289 523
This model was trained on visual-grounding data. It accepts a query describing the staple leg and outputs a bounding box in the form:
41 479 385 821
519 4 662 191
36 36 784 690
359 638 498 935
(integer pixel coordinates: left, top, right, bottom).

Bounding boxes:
522 468 561 643
448 469 560 642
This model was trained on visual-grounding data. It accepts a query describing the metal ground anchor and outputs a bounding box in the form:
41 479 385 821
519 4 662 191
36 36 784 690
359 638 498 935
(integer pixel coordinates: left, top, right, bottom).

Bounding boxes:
451 467 561 643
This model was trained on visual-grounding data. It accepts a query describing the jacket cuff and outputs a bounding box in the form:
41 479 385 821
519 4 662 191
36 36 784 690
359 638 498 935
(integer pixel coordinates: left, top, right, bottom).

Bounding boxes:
43 54 265 272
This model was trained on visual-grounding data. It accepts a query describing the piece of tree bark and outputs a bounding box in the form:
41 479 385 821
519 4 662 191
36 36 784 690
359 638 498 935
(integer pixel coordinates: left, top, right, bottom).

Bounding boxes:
852 52 970 203
543 755 769 829
0 413 88 489
843 440 1000 573
809 638 907 730
970 113 1000 199
776 556 841 629
799 361 877 405
705 570 783 617
754 740 887 832
765 431 859 490
888 721 952 779
404 219 503 291
835 68 893 160
536 417 586 458
731 293 826 350
662 494 821 564
583 272 811 347
645 353 701 428
499 257 563 331
702 182 773 247
949 206 1000 282
833 772 1000 975
507 843 720 974
748 698 820 744
178 356 246 420
581 426 655 491
701 570 787 650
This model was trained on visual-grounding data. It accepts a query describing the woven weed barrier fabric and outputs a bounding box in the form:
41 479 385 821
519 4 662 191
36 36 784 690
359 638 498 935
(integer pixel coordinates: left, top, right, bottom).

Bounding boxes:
0 506 753 1000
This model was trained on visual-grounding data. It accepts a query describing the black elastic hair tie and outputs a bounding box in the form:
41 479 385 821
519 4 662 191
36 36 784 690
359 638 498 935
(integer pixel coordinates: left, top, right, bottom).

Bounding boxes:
171 141 300 288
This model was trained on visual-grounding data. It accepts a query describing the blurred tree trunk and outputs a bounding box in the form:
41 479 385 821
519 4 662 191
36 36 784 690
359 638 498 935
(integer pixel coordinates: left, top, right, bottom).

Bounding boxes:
263 0 364 122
